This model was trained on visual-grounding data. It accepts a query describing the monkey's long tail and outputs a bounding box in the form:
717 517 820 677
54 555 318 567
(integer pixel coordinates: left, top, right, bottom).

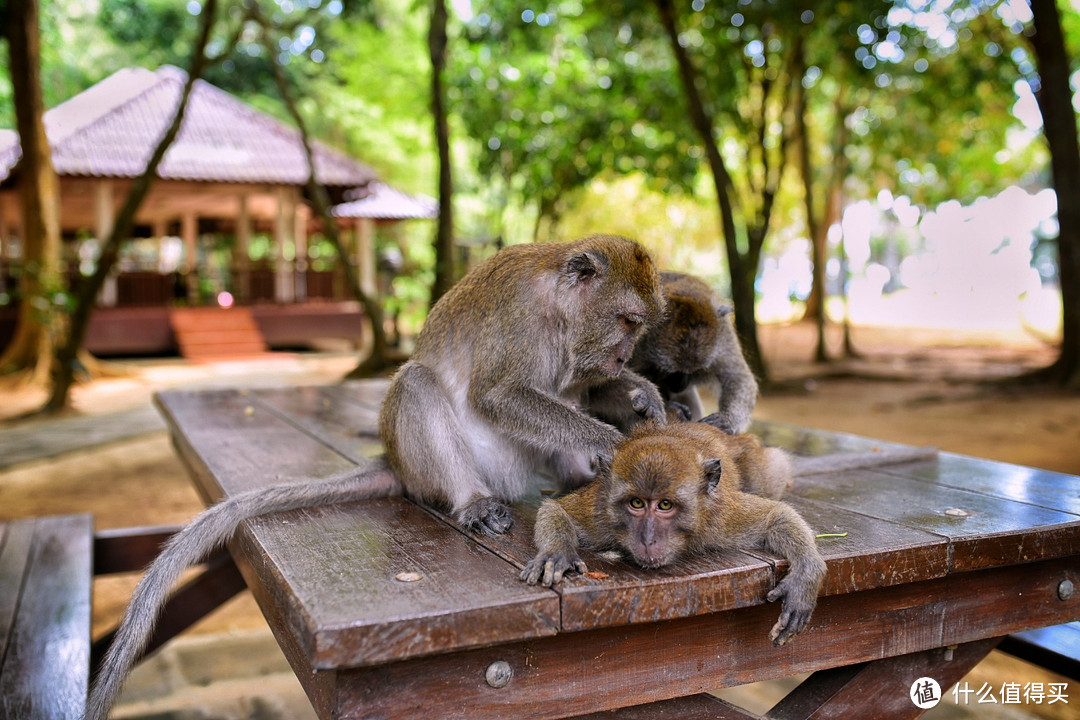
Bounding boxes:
791 445 938 476
83 457 400 720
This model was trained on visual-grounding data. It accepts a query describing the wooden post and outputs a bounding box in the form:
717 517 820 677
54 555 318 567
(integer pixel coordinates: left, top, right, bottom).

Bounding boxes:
95 180 117 307
357 217 376 297
182 210 198 304
274 186 294 304
293 189 307 302
235 192 250 303
0 193 8 295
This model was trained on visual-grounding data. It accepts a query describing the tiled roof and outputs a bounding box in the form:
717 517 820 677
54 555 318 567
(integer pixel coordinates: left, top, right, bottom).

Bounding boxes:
332 182 438 220
0 66 376 187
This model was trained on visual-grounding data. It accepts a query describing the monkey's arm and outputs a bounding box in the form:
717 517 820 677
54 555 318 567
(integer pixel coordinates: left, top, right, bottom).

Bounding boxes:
698 316 758 434
84 459 399 720
520 494 592 587
585 370 667 433
471 381 624 461
791 445 937 476
724 493 827 647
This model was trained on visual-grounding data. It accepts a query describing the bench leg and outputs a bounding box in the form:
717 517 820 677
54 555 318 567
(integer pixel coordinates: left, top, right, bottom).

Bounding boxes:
91 548 246 676
765 637 1002 720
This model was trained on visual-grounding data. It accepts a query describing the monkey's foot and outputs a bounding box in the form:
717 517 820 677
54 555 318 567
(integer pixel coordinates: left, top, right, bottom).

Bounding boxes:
520 550 586 587
460 497 514 536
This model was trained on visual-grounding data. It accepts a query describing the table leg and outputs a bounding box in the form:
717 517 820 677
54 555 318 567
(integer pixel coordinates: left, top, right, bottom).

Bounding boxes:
766 637 1001 719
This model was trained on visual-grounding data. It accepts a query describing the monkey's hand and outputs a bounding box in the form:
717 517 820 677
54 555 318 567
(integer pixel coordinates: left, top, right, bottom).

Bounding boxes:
665 401 693 422
699 412 742 435
629 382 666 424
765 571 820 646
520 550 587 587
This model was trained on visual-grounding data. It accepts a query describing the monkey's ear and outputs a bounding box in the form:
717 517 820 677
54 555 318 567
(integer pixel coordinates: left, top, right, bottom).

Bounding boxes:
593 451 613 481
703 458 724 493
565 252 606 285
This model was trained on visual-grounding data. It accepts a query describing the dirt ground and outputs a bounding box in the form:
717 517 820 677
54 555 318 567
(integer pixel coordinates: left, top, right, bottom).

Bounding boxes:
1 321 1077 717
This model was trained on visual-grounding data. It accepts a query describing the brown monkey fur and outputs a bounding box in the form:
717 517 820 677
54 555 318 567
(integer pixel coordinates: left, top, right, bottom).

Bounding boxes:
521 421 826 646
627 272 759 434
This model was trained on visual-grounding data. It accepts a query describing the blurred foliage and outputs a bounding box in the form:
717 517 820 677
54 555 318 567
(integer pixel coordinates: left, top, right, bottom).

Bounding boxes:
0 0 1073 318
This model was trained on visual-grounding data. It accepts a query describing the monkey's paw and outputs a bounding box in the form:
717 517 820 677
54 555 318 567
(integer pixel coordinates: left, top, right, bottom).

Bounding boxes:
765 576 818 646
460 497 514 536
520 550 587 587
630 385 667 424
699 412 741 435
665 401 693 422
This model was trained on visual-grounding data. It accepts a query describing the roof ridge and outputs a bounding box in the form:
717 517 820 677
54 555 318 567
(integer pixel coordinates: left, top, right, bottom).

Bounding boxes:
45 67 163 147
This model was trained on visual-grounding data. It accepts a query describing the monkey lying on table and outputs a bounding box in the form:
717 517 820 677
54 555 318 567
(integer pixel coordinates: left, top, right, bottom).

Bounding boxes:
85 234 667 720
521 422 937 645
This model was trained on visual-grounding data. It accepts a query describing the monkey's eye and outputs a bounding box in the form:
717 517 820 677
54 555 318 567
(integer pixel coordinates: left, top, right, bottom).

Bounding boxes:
628 497 646 510
657 499 674 511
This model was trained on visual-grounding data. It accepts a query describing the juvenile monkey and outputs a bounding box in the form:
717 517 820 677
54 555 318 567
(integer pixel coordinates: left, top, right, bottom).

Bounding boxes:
86 235 667 720
521 423 936 645
629 272 758 434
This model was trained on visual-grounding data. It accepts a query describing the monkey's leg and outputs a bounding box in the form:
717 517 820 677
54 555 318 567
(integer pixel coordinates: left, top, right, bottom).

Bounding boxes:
381 362 515 535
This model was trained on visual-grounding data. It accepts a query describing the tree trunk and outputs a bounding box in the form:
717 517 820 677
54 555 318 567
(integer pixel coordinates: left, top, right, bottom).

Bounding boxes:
0 0 62 384
44 0 218 412
654 0 767 381
791 35 829 364
429 0 455 307
1028 0 1080 389
250 6 396 378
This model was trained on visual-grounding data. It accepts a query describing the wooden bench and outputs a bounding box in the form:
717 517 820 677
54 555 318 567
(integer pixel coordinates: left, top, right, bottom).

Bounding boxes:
0 514 93 719
150 380 1080 720
0 515 247 719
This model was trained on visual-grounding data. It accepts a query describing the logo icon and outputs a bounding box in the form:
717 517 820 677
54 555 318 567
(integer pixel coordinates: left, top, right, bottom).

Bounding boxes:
910 677 942 709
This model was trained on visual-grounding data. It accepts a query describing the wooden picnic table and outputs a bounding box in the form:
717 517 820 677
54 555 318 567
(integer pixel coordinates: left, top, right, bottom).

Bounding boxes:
153 379 1080 719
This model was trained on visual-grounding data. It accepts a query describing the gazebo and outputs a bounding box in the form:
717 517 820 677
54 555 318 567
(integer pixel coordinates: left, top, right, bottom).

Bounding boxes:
0 65 435 357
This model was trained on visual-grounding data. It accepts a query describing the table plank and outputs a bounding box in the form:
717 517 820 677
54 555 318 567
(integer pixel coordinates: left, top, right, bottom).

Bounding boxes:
234 498 558 669
790 464 1080 571
903 452 1080 515
334 556 1080 720
0 515 92 720
154 388 559 670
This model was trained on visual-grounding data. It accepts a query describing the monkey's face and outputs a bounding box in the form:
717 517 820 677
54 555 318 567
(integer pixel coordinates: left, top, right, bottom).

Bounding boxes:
561 237 665 380
646 296 722 375
607 436 701 568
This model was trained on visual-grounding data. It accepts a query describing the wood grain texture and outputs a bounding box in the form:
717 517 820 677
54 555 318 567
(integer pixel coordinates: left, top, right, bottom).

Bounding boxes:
904 452 1080 515
333 557 1079 720
232 498 559 670
571 694 756 719
0 514 92 720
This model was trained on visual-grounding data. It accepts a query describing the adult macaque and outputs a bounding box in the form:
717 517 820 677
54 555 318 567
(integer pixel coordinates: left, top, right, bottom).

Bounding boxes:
86 234 667 720
521 422 935 645
629 272 758 434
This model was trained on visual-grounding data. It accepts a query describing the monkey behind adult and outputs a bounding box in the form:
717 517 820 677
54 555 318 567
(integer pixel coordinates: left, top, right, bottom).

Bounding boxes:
85 234 667 720
631 272 759 433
